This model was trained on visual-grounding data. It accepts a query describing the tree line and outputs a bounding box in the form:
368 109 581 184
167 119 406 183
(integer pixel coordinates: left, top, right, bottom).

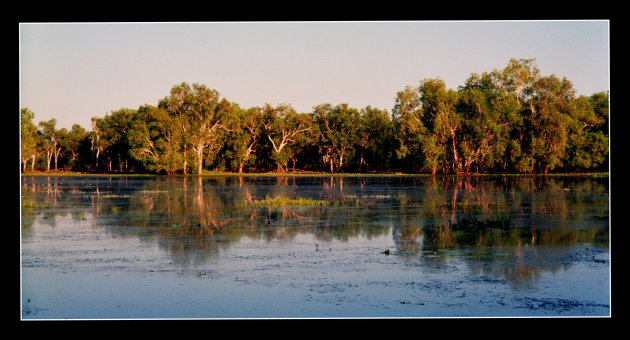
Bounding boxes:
20 58 609 175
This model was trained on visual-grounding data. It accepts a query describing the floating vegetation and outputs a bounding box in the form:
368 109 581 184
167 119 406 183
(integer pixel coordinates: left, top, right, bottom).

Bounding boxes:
343 194 393 199
438 201 501 208
21 200 50 211
381 248 417 256
247 196 332 207
99 194 132 198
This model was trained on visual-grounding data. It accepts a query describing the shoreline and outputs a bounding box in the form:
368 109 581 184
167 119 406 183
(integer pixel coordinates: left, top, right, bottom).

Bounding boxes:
19 170 610 178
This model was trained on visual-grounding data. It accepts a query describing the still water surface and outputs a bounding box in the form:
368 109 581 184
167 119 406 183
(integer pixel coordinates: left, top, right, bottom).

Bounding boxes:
20 175 610 318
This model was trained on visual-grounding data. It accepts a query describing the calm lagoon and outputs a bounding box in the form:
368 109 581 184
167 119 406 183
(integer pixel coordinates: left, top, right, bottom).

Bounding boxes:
20 175 610 318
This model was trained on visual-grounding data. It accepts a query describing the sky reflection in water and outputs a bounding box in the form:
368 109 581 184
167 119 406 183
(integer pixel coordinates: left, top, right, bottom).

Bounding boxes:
21 175 610 318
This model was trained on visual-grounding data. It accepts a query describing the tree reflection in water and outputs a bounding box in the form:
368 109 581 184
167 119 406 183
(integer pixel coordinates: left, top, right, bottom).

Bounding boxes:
21 175 608 287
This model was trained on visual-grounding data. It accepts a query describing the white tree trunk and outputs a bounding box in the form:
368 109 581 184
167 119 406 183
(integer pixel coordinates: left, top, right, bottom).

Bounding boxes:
46 151 52 171
196 146 204 175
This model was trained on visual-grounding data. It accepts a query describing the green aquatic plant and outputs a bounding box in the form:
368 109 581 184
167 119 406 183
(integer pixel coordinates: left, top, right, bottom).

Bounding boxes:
21 200 50 211
249 195 331 207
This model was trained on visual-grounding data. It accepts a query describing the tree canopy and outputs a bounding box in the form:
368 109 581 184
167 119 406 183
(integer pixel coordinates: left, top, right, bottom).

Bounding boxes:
20 59 609 175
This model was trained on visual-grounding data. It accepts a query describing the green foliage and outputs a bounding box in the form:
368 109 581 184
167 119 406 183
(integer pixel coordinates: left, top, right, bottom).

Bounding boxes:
356 106 395 172
313 103 361 173
127 105 185 174
391 58 608 174
249 195 331 207
223 106 262 172
20 108 39 171
262 103 312 172
20 58 608 175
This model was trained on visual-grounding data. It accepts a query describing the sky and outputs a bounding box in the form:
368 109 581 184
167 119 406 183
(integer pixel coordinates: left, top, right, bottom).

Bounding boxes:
19 20 610 130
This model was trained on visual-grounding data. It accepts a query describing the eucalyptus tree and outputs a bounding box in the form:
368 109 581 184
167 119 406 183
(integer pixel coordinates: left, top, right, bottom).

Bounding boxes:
500 58 540 106
262 103 312 172
90 117 104 170
392 85 428 172
456 72 514 173
19 59 608 175
159 82 230 175
492 59 541 173
205 98 238 171
312 103 361 173
225 106 263 173
589 92 609 134
62 124 89 170
527 75 577 173
128 104 184 175
564 94 609 171
53 127 70 169
588 92 609 170
90 116 112 171
418 78 462 174
356 106 393 172
38 118 61 171
20 108 39 172
93 108 136 172
286 117 318 172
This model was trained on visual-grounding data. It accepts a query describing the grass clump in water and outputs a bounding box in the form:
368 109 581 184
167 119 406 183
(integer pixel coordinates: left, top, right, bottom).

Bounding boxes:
21 200 50 211
250 195 331 207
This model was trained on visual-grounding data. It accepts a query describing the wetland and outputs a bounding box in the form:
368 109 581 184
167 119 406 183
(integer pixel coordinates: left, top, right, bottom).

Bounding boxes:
20 175 610 318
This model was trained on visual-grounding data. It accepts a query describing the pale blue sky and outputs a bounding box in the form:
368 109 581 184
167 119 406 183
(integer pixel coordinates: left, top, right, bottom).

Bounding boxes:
19 21 609 130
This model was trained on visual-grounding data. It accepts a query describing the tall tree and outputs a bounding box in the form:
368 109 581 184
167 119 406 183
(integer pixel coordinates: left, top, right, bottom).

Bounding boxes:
526 75 577 173
589 91 609 134
128 105 184 175
356 106 393 172
105 108 136 172
392 85 427 172
456 72 512 173
500 58 540 106
312 103 361 173
494 59 542 173
61 124 89 170
262 103 312 172
90 117 104 171
38 118 61 171
20 108 39 172
159 82 229 175
226 106 263 173
564 93 609 171
20 62 608 175
418 78 462 174
89 109 135 172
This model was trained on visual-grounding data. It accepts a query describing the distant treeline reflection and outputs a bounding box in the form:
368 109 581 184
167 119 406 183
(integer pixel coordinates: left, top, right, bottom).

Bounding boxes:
22 175 608 244
22 175 608 286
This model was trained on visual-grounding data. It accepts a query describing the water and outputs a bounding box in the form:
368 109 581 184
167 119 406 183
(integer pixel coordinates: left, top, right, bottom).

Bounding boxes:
20 175 610 318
